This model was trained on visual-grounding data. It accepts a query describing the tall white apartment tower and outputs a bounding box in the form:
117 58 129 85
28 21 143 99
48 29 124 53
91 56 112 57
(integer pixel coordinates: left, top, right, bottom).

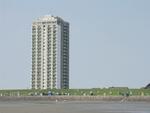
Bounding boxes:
32 15 69 89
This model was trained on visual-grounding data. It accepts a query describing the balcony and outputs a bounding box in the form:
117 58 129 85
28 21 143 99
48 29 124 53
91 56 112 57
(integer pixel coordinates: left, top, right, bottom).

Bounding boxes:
37 35 41 37
32 31 36 34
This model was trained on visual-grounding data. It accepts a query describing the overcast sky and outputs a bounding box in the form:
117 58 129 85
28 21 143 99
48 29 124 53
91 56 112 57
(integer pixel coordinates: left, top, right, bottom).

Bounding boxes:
0 0 150 89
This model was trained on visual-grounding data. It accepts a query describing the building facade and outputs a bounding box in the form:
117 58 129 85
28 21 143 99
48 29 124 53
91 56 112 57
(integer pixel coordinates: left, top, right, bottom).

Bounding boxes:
32 15 69 89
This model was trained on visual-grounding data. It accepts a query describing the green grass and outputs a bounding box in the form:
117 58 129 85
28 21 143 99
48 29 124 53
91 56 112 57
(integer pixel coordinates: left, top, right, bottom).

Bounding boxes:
0 88 150 96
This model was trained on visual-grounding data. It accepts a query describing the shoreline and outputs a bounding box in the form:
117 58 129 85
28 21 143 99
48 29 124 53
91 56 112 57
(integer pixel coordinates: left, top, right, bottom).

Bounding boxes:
0 96 150 102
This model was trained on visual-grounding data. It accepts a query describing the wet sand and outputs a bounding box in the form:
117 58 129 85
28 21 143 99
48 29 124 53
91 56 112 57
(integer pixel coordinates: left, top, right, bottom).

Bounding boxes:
0 101 150 113
0 96 150 102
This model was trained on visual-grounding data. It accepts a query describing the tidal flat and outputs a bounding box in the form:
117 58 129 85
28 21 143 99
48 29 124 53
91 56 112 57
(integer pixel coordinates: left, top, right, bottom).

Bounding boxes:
0 101 150 113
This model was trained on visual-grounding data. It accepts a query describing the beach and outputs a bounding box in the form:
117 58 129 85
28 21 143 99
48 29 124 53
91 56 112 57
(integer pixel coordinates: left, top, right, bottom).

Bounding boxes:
0 101 150 113
0 96 150 113
0 96 150 102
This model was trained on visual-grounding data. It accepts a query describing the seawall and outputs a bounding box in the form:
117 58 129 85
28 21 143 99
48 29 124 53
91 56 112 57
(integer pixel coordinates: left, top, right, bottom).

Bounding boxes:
0 96 150 102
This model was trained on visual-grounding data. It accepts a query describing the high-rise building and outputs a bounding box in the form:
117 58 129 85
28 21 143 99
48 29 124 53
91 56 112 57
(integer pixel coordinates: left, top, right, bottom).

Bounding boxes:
32 15 69 89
